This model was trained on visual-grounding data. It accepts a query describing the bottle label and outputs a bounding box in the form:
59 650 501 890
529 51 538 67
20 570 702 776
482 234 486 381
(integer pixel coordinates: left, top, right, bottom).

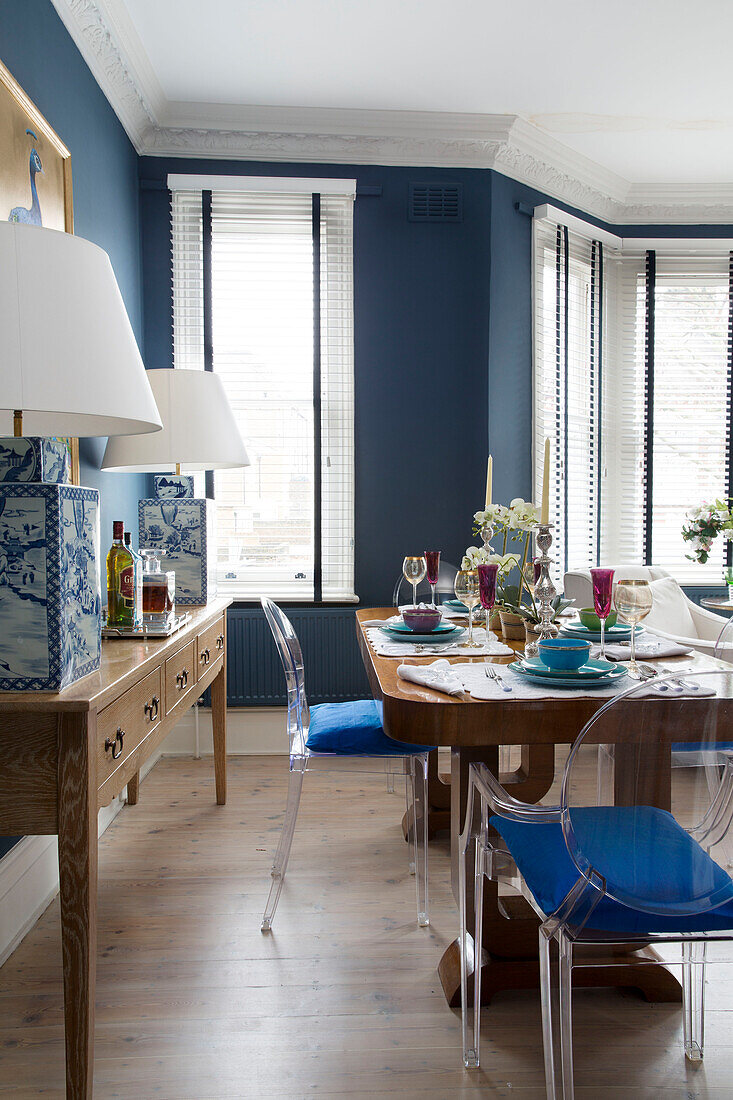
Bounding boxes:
120 566 134 602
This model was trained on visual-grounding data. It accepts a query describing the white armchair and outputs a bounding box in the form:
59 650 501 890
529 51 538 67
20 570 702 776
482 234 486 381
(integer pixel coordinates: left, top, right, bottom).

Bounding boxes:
563 566 728 658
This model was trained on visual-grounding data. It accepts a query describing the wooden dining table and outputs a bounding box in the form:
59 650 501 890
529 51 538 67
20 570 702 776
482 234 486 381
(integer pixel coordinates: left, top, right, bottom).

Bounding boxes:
356 607 728 1009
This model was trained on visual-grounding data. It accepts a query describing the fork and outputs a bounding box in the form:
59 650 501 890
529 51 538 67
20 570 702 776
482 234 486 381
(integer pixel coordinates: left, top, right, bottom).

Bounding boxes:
485 664 512 693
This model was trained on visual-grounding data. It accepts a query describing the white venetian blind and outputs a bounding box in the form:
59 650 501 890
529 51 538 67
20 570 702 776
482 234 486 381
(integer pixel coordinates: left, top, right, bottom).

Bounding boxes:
533 219 610 582
170 180 355 601
645 255 730 583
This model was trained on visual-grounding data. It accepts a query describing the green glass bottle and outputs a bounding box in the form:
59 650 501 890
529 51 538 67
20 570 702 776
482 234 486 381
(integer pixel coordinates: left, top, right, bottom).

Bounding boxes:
106 520 135 629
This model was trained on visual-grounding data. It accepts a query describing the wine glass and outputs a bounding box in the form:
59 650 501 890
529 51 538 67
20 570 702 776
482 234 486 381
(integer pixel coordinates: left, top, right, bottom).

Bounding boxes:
477 563 499 638
613 578 653 675
424 550 441 609
590 567 614 660
402 556 427 609
523 558 541 596
454 569 482 649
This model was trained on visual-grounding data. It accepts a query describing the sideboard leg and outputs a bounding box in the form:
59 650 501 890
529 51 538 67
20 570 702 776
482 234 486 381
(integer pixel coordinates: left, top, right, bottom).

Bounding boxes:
58 711 97 1100
126 771 140 805
211 665 227 806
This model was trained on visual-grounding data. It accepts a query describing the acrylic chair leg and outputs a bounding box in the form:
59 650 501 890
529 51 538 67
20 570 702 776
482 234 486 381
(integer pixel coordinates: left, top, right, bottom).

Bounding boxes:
261 767 305 932
539 927 558 1100
405 772 415 875
410 755 429 927
386 771 395 794
558 934 575 1100
472 840 486 1066
682 940 707 1062
459 831 477 1068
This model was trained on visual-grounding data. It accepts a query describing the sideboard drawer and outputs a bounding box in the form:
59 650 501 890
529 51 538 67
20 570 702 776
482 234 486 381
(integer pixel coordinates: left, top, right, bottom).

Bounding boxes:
97 666 162 786
197 615 225 678
165 640 195 715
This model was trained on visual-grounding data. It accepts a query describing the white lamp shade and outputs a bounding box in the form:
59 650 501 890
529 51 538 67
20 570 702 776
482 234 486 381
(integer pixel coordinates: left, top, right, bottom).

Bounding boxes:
0 222 162 437
101 368 249 472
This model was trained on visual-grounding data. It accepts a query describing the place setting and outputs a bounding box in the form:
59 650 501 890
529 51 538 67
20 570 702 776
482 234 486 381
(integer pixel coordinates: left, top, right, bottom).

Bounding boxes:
366 552 514 658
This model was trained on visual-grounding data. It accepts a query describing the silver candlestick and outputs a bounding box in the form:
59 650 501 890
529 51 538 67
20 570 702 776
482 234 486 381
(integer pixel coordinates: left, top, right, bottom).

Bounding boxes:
525 522 559 658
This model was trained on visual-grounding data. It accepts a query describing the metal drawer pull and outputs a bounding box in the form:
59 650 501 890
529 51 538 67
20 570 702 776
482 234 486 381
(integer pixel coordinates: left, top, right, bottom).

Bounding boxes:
200 647 211 666
144 695 160 721
216 634 224 650
105 727 125 759
176 668 189 689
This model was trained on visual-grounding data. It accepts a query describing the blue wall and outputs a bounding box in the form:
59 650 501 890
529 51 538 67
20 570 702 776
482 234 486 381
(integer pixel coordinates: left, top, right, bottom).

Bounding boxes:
0 0 149 858
140 158 493 606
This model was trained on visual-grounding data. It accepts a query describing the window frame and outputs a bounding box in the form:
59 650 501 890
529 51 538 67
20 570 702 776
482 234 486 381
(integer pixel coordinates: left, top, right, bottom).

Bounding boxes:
170 176 357 605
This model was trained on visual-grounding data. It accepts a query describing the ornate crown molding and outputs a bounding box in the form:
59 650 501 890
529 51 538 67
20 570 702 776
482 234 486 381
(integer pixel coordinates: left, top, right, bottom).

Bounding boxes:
51 0 157 147
50 0 733 226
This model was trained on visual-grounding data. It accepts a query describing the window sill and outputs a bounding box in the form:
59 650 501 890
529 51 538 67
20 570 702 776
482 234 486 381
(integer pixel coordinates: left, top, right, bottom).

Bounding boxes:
229 598 360 610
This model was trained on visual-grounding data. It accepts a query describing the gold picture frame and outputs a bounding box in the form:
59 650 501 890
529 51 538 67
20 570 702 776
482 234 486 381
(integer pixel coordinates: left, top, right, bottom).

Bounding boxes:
0 58 79 484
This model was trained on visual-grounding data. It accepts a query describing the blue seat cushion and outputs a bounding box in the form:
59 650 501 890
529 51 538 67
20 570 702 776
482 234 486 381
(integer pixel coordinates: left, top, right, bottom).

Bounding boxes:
491 806 733 935
306 699 433 756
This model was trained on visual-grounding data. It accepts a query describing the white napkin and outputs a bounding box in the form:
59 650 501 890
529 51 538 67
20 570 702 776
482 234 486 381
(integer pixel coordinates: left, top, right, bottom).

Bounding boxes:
366 626 513 658
452 662 716 701
397 659 464 696
594 637 693 660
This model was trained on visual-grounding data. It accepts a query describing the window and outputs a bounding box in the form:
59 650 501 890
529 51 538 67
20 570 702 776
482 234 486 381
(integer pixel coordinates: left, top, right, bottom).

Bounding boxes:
533 208 732 586
639 256 730 583
533 222 605 583
170 177 356 601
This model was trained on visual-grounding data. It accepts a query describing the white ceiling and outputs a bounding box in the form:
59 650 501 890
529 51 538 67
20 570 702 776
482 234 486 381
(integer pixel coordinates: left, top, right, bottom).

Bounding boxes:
120 0 733 184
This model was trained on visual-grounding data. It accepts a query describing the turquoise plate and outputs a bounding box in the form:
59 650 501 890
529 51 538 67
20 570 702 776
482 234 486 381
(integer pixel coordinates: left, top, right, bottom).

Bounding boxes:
387 619 458 635
378 624 466 645
443 599 469 612
515 656 617 679
509 661 628 689
560 621 642 642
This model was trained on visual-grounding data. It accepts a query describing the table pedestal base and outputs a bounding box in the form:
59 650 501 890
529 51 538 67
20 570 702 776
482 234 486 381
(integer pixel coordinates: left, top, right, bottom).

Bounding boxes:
438 936 683 1009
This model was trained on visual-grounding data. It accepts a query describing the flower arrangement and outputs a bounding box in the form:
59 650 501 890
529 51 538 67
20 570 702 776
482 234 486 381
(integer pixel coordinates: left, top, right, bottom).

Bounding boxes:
681 499 733 564
462 498 540 611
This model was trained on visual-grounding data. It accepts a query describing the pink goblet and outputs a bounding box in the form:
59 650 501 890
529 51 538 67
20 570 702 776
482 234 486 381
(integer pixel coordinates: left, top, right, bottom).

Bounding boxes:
590 567 615 659
477 563 499 640
424 550 441 608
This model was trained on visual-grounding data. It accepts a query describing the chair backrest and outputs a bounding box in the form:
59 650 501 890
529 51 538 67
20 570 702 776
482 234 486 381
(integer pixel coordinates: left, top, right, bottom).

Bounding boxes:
563 565 669 609
260 597 309 757
392 560 459 608
560 668 733 922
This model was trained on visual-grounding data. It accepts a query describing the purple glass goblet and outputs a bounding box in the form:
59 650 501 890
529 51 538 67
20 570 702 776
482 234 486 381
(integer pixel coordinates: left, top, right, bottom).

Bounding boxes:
424 550 441 608
477 563 499 611
590 567 615 659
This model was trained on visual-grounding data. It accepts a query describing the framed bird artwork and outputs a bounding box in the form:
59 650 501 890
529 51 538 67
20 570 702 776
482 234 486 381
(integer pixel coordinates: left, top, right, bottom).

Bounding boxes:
0 58 78 483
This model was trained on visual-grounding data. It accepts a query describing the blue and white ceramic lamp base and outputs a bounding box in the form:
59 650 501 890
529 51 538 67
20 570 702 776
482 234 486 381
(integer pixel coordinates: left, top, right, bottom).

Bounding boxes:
139 490 216 606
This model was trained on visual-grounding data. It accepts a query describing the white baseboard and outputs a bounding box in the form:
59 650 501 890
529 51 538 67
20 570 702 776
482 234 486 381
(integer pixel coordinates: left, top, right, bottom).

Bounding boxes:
161 705 289 757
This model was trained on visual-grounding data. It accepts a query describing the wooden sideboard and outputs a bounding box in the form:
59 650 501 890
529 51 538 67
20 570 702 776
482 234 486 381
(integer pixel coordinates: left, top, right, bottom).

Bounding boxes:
0 598 231 1099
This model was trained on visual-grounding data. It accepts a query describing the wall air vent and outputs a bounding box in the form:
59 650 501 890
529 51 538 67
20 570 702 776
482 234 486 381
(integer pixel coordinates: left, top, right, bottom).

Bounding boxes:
408 183 463 223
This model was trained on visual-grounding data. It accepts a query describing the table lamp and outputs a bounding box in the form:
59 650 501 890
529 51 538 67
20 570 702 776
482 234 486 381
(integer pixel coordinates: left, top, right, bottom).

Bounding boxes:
102 368 249 604
0 221 162 690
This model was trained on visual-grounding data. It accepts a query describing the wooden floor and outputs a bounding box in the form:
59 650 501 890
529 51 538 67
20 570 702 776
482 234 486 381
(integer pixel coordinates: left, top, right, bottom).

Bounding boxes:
1 755 732 1098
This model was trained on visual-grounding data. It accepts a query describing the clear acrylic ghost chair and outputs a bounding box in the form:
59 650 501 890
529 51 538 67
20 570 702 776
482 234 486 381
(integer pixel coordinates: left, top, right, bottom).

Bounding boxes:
459 668 733 1098
260 596 432 932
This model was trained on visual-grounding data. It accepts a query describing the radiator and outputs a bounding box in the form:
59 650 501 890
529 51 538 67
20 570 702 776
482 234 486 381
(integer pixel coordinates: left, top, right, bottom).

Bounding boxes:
223 607 370 706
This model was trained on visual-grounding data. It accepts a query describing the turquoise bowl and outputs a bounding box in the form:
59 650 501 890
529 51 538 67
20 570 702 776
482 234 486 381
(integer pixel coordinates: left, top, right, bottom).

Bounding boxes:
538 637 591 671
